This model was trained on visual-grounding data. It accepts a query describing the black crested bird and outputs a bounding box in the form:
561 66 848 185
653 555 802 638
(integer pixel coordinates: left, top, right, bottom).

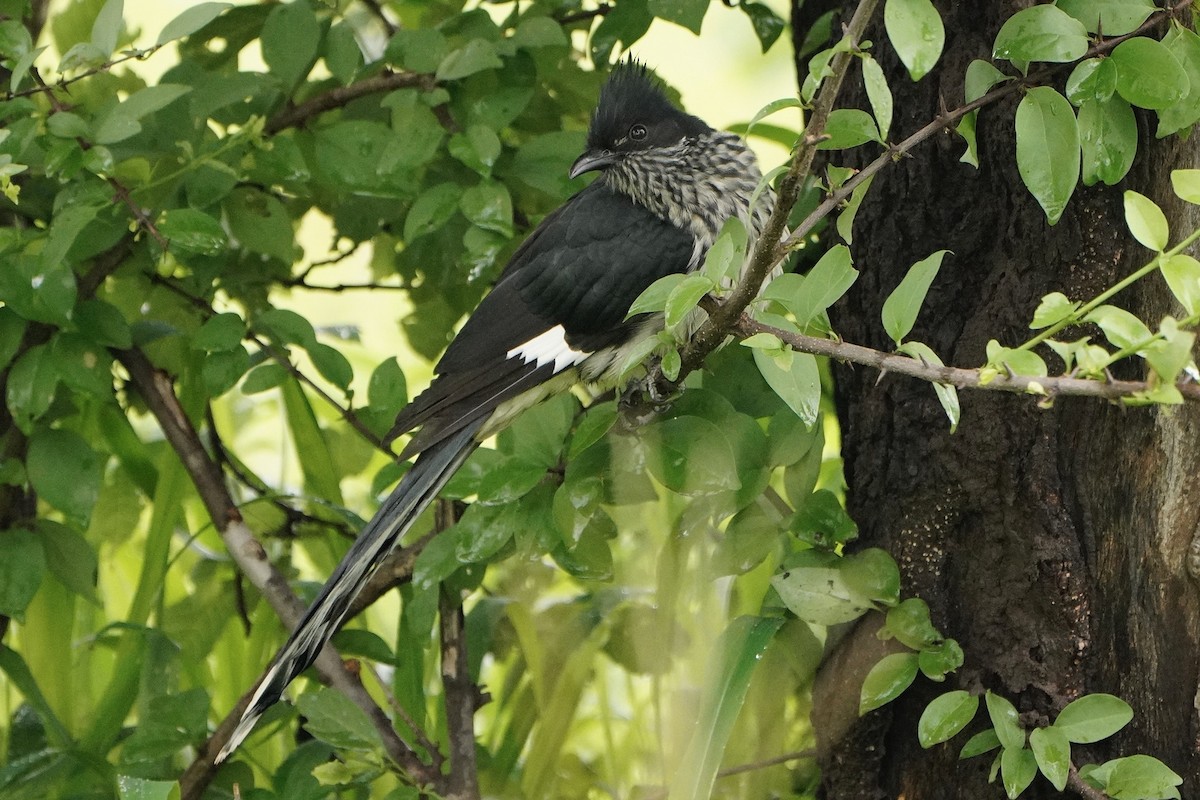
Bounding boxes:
217 61 770 761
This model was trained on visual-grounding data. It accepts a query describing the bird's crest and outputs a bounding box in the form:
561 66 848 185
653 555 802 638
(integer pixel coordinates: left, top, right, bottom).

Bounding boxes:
588 60 689 150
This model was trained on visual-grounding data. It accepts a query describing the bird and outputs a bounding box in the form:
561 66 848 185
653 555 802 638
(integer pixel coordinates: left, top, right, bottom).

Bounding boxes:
216 59 771 762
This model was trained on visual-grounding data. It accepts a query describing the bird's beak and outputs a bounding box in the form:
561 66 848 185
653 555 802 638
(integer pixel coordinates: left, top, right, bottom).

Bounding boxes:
569 149 616 179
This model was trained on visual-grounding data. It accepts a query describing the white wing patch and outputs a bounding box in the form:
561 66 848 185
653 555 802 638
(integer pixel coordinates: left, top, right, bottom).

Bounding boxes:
508 325 589 373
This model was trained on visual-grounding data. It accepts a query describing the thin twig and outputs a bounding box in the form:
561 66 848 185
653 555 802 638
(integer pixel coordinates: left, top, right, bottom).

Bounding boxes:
5 44 165 101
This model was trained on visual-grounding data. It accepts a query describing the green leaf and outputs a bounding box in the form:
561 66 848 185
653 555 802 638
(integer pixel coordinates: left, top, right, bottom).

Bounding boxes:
511 16 568 49
156 3 230 45
90 0 123 56
665 274 715 328
1157 25 1200 137
449 125 502 177
159 208 226 256
28 429 103 528
404 182 462 241
764 245 857 325
837 173 875 244
1111 37 1190 110
281 378 342 504
569 402 617 459
1001 746 1038 799
436 39 502 81
966 59 1009 103
915 634 961 676
1079 96 1136 187
740 2 786 53
306 342 353 390
791 489 858 545
817 109 881 150
7 345 58 432
368 357 407 412
648 0 708 34
1143 318 1194 382
460 181 513 236
224 187 295 262
881 249 948 345
1172 168 1200 204
9 45 46 95
1085 305 1152 349
993 5 1088 63
0 528 44 620
860 652 919 714
985 340 1049 378
885 597 940 649
629 275 686 317
1030 292 1079 329
258 308 316 346
296 687 384 751
1053 693 1133 743
1161 253 1200 314
961 728 1002 759
324 21 363 85
919 691 979 747
1015 87 1079 225
1057 0 1155 36
386 28 448 74
1066 58 1118 105
642 415 740 496
1123 190 1169 251
116 777 179 800
0 309 27 371
202 346 250 396
1029 726 1070 791
241 362 288 394
771 552 871 625
261 0 320 88
840 548 900 608
753 348 821 427
861 56 893 141
191 312 245 352
1100 754 1183 799
666 616 785 800
93 84 191 144
40 520 99 606
985 690 1025 750
896 341 959 432
884 0 945 80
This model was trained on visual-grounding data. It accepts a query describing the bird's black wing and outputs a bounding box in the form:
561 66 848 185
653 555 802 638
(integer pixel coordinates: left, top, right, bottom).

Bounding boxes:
390 181 696 455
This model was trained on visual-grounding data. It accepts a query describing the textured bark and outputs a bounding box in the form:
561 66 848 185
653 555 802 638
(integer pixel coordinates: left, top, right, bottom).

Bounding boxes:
794 2 1200 797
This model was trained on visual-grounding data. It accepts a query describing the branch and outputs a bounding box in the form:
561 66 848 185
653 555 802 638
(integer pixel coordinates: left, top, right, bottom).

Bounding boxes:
1068 763 1113 800
439 581 482 800
115 348 435 797
734 312 1200 402
265 70 438 134
662 0 881 393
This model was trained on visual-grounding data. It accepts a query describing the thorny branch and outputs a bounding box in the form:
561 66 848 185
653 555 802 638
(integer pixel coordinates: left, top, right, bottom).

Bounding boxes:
732 311 1200 403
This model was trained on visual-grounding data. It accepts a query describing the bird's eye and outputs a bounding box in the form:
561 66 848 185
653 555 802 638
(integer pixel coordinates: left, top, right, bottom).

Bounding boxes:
629 124 648 141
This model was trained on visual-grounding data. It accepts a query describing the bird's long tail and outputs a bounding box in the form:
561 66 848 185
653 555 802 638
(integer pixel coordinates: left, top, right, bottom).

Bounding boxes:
216 419 483 762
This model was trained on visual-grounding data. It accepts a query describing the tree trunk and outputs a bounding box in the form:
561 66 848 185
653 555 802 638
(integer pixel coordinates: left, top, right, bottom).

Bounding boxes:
794 3 1200 797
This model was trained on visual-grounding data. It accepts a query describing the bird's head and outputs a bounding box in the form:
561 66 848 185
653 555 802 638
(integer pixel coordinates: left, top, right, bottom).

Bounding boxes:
570 61 712 180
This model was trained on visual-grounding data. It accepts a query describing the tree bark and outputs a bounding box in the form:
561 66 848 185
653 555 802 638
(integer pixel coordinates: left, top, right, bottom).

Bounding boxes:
795 3 1200 797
